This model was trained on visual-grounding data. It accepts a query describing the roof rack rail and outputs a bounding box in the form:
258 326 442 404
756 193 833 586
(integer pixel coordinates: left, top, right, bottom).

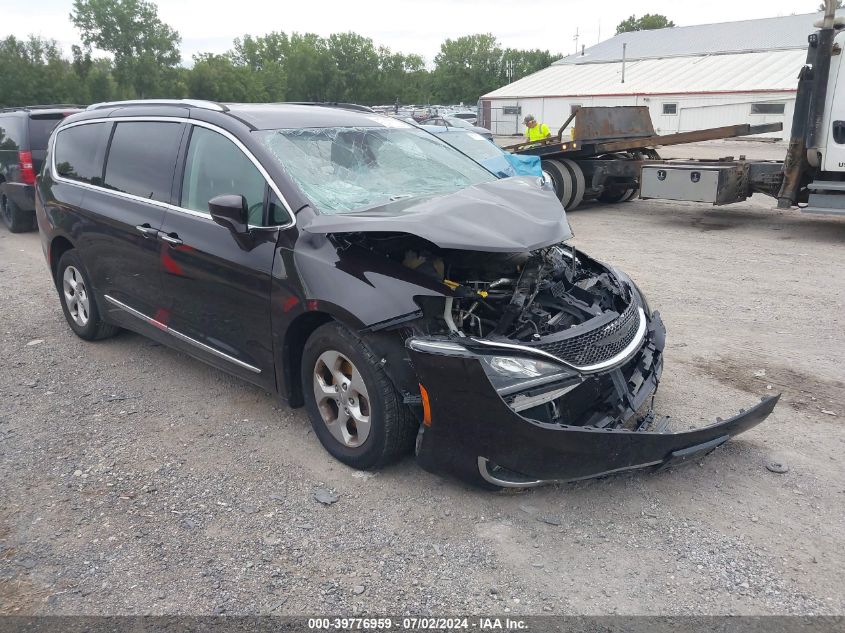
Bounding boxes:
0 104 84 113
86 99 228 112
287 102 376 113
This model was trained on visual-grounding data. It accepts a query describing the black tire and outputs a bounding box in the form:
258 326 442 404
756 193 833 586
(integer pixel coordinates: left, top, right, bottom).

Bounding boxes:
1 195 36 233
560 159 585 210
544 159 573 208
56 250 119 341
301 322 417 469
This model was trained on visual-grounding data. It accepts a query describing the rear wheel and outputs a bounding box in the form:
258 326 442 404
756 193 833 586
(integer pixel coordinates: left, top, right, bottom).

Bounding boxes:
559 159 585 210
542 159 571 208
56 250 119 341
302 322 417 469
1 195 35 233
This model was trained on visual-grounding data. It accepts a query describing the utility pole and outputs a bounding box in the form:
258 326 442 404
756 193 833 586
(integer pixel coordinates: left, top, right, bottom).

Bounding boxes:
573 27 579 55
505 59 514 83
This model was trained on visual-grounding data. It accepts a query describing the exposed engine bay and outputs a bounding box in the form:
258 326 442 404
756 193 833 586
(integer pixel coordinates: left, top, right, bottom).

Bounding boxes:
296 175 778 487
333 231 633 342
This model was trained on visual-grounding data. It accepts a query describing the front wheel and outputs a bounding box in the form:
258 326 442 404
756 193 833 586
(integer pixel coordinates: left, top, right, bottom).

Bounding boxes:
301 322 417 469
56 250 119 341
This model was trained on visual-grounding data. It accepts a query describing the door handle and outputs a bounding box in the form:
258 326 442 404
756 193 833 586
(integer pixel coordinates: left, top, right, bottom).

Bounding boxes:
135 224 159 238
160 233 183 246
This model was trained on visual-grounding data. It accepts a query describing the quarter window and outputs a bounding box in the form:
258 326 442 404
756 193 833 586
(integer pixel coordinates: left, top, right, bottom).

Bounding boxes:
104 122 183 202
0 117 24 150
180 126 266 224
54 123 110 185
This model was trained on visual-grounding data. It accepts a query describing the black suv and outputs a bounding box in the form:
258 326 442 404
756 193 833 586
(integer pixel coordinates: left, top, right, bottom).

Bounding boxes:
0 105 81 232
36 100 777 488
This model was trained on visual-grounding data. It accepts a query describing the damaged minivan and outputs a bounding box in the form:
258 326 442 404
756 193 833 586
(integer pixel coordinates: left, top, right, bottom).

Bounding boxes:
36 100 779 488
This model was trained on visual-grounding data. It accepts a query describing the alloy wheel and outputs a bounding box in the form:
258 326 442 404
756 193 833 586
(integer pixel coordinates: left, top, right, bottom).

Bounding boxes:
312 350 372 448
62 265 90 326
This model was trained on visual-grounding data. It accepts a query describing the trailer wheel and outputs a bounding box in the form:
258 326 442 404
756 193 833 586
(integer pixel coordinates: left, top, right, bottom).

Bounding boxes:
560 159 585 210
543 159 573 208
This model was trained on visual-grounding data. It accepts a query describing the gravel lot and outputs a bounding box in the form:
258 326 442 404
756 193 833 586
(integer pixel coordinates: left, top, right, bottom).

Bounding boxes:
1 154 844 615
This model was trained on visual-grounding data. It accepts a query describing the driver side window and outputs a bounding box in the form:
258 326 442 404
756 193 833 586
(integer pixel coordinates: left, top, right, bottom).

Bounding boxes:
181 126 266 225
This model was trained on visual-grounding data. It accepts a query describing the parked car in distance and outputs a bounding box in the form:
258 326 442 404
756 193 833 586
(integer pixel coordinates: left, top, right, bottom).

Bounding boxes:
420 125 542 179
37 99 778 488
419 116 493 139
0 105 81 232
448 111 478 125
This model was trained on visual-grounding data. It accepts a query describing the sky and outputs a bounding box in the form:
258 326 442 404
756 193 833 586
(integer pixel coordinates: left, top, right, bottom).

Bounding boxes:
1 0 827 65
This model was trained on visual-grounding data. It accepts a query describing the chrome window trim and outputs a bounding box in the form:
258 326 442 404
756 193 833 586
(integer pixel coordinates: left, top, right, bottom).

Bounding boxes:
50 116 296 229
103 295 261 374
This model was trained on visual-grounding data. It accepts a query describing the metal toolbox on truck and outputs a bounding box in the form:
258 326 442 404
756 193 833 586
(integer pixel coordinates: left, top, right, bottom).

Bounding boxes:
640 164 746 205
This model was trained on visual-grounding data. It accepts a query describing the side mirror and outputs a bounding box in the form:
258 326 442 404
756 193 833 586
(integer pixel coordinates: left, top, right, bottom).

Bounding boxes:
209 194 249 234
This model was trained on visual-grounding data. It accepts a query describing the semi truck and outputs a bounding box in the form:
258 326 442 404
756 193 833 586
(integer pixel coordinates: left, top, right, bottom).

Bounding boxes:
507 0 845 216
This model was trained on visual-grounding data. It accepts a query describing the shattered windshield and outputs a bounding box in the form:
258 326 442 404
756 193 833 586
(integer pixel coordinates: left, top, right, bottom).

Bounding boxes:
434 131 502 161
255 125 497 214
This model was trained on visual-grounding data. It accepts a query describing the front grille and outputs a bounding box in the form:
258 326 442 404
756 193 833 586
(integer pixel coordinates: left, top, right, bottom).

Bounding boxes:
531 301 641 367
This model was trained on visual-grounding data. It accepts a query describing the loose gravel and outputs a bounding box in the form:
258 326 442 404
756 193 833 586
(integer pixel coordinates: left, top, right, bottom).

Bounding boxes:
1 155 844 615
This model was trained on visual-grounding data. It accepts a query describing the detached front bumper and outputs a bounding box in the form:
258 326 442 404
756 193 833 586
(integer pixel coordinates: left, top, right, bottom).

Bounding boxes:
408 313 779 487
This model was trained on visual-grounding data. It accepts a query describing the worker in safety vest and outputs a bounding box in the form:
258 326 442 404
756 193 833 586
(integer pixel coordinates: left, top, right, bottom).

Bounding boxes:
523 114 551 142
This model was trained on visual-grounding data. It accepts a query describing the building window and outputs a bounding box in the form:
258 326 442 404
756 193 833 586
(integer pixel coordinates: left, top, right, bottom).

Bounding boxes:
750 103 786 115
502 105 521 116
662 103 678 115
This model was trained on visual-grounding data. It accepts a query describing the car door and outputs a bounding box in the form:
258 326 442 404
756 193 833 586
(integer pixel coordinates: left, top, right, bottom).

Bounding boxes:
156 123 278 388
72 120 185 322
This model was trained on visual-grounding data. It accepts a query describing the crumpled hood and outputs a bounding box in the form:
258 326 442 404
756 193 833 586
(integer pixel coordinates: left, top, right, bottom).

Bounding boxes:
300 177 573 252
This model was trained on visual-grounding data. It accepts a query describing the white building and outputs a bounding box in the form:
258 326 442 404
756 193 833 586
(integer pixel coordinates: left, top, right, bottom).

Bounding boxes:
481 12 839 140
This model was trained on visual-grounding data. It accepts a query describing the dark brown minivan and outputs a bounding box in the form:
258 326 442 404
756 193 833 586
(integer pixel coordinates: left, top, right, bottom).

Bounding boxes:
36 99 777 488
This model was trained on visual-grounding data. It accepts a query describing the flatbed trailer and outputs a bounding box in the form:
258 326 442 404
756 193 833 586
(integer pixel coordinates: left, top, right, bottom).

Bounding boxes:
502 105 783 210
509 1 845 216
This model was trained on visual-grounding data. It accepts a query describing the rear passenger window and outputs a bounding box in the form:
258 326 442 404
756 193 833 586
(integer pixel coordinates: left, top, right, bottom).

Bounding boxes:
28 116 66 150
54 123 110 185
0 117 24 150
180 126 266 224
104 122 183 202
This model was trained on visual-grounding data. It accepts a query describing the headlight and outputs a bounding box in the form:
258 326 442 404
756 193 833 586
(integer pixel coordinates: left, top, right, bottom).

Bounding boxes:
479 355 571 395
408 338 581 414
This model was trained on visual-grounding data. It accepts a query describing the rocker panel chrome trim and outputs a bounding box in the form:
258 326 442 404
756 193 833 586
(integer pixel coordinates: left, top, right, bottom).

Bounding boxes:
103 295 261 374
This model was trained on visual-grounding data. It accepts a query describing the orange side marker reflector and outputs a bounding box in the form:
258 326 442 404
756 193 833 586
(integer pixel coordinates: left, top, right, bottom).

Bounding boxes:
419 383 432 427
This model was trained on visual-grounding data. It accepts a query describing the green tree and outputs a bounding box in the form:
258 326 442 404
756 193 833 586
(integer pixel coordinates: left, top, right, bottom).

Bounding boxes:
377 49 430 104
326 32 380 103
433 34 502 104
0 36 82 107
187 53 267 102
500 48 559 84
616 14 675 35
70 0 182 97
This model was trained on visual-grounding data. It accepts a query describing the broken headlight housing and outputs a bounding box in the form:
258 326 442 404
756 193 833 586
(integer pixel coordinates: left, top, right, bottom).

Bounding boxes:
478 355 573 396
407 338 577 401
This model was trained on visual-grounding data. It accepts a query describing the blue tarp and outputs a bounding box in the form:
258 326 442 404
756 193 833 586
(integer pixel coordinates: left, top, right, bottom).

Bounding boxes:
502 152 542 177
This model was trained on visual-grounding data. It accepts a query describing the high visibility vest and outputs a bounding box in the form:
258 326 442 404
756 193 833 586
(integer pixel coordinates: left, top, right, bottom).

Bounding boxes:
526 122 550 142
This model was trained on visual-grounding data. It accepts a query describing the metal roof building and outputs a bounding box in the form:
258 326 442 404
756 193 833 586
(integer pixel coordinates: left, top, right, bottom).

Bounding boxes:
480 12 838 139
